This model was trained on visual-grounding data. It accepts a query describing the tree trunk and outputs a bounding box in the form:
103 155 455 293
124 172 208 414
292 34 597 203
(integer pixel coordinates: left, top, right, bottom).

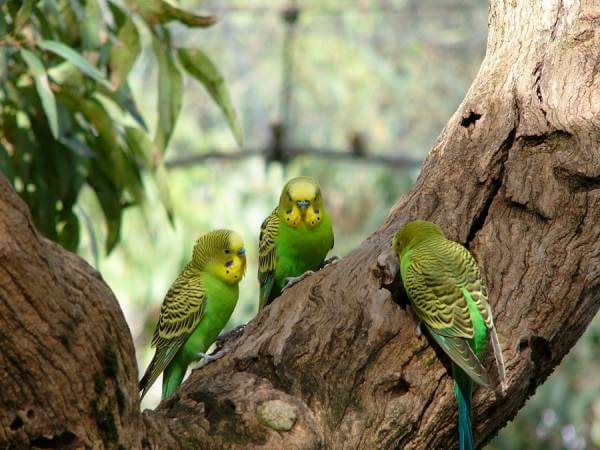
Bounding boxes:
2 1 599 449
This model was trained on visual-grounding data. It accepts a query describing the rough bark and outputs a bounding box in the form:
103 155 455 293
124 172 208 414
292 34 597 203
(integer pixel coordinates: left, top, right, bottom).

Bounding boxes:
1 1 600 449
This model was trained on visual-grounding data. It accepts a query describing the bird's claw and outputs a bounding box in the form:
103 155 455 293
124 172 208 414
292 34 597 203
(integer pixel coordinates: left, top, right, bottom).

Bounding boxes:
282 271 314 292
215 324 246 350
197 349 227 364
321 255 340 268
415 323 423 338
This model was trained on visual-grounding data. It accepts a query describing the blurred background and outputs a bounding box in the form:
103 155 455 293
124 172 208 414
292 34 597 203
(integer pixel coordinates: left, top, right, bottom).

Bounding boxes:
1 0 598 448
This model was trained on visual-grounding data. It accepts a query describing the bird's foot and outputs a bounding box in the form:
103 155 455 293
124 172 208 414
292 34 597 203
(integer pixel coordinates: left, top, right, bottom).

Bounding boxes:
282 271 315 292
320 256 340 268
415 323 423 338
197 349 228 364
215 324 246 350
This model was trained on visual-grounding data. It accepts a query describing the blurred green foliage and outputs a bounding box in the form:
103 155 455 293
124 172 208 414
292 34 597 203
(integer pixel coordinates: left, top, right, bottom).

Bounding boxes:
0 0 240 253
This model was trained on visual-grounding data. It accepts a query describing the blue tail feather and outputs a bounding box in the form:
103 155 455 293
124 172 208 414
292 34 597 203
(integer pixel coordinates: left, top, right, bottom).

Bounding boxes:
453 364 474 450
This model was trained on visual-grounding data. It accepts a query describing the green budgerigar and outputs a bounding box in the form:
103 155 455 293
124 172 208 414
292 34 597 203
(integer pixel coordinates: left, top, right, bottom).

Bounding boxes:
139 230 247 400
258 176 334 310
392 220 506 450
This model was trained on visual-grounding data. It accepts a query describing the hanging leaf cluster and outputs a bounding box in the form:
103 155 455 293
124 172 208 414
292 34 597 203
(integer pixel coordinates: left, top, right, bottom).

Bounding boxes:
0 0 242 253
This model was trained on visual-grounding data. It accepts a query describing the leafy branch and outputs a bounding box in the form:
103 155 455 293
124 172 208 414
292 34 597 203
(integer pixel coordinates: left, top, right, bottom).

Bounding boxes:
0 0 242 253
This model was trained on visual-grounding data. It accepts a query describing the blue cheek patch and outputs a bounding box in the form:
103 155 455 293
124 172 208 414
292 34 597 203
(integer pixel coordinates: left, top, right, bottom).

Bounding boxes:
313 208 320 214
225 260 234 268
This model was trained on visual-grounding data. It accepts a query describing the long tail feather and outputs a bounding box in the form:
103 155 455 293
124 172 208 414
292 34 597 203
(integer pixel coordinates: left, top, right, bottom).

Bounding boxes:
161 362 186 400
489 326 506 390
453 364 475 450
139 356 157 400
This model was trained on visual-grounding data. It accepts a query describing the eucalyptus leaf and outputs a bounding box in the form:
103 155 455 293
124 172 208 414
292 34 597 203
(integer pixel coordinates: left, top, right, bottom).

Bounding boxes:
14 0 35 32
125 0 217 28
154 157 174 225
124 125 153 166
82 0 104 49
152 37 182 152
109 17 140 89
125 125 174 222
20 48 59 139
37 39 111 88
178 48 243 146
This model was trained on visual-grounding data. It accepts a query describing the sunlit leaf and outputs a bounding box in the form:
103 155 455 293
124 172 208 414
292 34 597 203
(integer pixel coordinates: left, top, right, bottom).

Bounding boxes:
20 48 59 139
109 17 140 89
37 39 111 88
152 37 182 152
178 48 243 146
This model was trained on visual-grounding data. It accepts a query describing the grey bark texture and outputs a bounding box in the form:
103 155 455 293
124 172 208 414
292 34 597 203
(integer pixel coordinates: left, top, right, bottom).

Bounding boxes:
1 0 599 449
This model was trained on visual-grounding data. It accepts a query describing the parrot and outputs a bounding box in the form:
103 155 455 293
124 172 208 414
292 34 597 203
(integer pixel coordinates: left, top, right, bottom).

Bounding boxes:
392 220 506 450
139 229 247 400
258 176 334 310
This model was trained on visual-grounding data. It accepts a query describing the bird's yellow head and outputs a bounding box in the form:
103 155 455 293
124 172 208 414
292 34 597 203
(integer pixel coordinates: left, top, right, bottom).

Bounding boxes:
392 220 445 256
191 230 247 284
278 176 325 229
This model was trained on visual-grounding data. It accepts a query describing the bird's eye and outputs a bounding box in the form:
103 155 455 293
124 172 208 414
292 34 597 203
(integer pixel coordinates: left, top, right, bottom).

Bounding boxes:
224 249 230 254
225 260 234 267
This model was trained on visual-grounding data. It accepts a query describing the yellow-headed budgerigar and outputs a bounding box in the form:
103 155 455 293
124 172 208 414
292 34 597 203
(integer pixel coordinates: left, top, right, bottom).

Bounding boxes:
139 230 246 400
258 176 334 310
392 220 506 450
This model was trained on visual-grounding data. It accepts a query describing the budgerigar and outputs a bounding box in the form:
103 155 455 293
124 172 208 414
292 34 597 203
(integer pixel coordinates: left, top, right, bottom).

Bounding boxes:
139 230 246 400
392 220 506 450
258 176 334 310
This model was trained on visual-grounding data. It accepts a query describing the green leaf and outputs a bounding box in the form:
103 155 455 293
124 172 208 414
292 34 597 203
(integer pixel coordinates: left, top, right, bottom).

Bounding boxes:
0 142 15 183
14 0 35 32
82 0 104 50
125 0 217 28
20 48 59 139
37 39 111 88
98 82 147 130
124 125 153 166
58 210 80 252
152 37 182 152
124 125 174 223
159 1 217 28
178 48 243 146
109 17 140 89
88 167 122 254
154 157 174 225
108 0 127 30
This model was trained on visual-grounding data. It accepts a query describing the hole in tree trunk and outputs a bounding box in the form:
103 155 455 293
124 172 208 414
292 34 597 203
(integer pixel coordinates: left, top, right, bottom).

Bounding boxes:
30 431 77 448
460 111 482 127
10 416 23 430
